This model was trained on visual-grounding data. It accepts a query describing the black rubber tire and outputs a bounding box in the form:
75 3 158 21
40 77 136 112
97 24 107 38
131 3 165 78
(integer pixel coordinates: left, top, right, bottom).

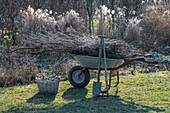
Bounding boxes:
68 66 90 88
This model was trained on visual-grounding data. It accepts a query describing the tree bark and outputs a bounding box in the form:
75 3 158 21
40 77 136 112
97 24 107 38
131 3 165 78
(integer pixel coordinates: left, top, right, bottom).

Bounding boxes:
86 0 92 37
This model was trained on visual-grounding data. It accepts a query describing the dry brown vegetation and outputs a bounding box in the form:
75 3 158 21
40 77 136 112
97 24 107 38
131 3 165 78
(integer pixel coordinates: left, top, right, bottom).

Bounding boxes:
122 1 170 54
0 47 18 86
141 3 170 47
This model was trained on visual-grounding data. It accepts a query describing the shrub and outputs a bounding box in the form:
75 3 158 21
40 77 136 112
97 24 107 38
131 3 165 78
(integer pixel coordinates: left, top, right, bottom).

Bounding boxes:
19 6 86 35
141 1 170 47
0 67 18 87
57 9 87 34
0 48 19 86
124 17 141 43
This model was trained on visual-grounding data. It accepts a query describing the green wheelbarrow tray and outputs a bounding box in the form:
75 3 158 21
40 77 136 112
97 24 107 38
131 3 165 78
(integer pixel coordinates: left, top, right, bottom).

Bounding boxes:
73 55 124 68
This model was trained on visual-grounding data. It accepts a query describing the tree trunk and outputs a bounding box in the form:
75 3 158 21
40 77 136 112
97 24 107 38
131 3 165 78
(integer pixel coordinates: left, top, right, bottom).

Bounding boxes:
86 0 92 37
111 0 115 32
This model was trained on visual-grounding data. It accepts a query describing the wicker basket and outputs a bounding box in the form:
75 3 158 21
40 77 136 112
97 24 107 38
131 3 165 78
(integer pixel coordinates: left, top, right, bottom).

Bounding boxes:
36 78 60 95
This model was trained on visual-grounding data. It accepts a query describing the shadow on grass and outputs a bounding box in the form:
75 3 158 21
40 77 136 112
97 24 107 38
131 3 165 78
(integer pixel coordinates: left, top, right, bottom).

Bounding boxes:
27 92 56 104
62 88 88 100
5 88 165 113
58 88 165 113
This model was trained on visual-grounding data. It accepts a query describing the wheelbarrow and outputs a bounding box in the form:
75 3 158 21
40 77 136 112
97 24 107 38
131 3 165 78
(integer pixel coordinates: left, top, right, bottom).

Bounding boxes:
68 54 146 96
68 6 150 96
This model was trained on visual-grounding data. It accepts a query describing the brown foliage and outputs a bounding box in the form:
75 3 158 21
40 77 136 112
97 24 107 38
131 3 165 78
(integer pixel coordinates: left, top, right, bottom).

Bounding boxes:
124 22 141 43
0 47 18 86
141 1 170 47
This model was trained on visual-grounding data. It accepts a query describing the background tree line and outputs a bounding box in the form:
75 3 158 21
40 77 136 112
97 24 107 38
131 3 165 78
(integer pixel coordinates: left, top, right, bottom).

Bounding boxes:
0 0 155 43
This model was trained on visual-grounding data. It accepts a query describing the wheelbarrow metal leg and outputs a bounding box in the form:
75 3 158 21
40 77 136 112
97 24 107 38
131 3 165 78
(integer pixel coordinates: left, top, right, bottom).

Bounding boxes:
112 71 120 87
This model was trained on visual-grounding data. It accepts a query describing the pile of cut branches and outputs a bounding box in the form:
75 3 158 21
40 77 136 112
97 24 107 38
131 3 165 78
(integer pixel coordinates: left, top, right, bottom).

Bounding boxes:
70 37 144 59
18 32 143 59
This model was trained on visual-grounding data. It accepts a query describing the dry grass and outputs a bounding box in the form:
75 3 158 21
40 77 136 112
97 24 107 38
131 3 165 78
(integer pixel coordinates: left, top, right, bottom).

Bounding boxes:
19 6 86 36
124 18 141 43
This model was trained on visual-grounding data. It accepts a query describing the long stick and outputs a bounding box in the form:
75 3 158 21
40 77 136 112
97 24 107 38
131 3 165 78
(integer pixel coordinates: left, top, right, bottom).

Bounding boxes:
100 6 109 97
97 37 103 82
100 7 104 36
103 39 109 96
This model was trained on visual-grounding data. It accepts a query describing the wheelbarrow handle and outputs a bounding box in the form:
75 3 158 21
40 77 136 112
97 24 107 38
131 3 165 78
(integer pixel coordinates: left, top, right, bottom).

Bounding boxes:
136 57 145 61
144 54 152 57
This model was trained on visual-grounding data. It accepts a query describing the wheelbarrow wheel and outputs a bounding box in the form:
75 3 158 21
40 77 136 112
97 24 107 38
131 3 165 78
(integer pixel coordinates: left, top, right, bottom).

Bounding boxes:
68 66 90 88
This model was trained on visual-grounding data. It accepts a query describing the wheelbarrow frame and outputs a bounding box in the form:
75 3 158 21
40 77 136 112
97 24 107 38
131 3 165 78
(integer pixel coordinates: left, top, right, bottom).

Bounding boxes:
70 57 145 93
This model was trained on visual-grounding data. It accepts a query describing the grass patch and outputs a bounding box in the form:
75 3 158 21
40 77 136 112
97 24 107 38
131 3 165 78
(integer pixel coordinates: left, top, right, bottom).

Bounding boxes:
0 72 169 113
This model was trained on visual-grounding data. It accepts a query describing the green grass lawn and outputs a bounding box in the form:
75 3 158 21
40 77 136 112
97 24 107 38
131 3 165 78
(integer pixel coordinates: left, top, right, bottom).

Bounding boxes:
0 71 169 113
